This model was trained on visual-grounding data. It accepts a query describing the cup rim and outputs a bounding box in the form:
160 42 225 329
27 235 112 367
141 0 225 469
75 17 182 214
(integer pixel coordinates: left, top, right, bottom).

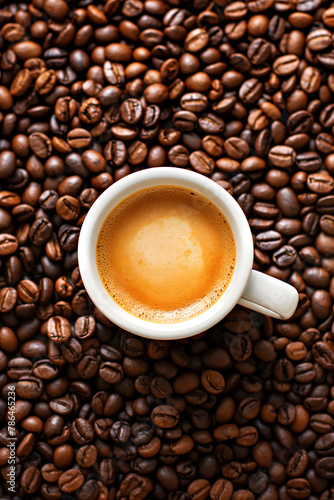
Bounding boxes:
78 167 254 339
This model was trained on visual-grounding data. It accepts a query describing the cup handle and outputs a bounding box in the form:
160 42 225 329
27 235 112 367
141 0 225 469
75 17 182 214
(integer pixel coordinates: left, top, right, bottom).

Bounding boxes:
237 270 299 320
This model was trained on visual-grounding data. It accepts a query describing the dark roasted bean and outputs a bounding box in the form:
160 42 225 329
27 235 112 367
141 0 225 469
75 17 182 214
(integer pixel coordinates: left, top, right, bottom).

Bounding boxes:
58 469 84 493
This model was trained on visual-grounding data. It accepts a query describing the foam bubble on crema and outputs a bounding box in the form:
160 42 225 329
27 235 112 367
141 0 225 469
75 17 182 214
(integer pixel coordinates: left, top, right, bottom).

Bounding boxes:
96 186 236 324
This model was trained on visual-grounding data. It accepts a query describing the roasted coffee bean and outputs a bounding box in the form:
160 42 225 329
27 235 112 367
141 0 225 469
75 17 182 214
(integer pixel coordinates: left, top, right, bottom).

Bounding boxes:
67 128 91 149
256 231 283 251
16 376 43 399
239 397 261 420
17 280 40 304
287 111 313 135
151 405 179 428
0 287 17 313
202 135 224 157
286 477 311 498
49 397 74 415
201 370 225 395
144 83 169 104
0 233 18 255
212 95 236 114
189 151 214 175
32 361 59 388
2 1 334 495
119 473 153 498
29 133 52 158
2 23 25 42
141 105 159 128
39 190 59 211
56 195 80 221
239 78 263 104
29 218 53 245
173 110 197 132
277 188 300 217
315 457 334 479
71 418 94 445
35 69 57 95
248 38 271 65
103 61 125 86
99 361 124 384
268 146 296 168
187 479 211 500
209 478 234 500
320 215 334 236
55 96 77 122
78 98 102 124
58 225 80 252
127 141 148 165
76 444 98 468
20 466 41 494
198 113 225 134
0 326 18 353
120 98 143 125
216 158 240 173
58 469 84 493
307 172 334 195
311 342 334 369
0 206 12 228
272 245 297 267
307 28 332 51
47 316 71 344
241 157 266 173
180 92 208 112
82 150 106 173
296 151 322 172
286 450 309 477
111 123 138 140
10 69 32 97
184 28 209 53
224 137 250 161
316 196 334 215
273 55 300 76
300 66 321 94
103 142 125 169
149 377 172 400
168 145 189 167
99 459 116 486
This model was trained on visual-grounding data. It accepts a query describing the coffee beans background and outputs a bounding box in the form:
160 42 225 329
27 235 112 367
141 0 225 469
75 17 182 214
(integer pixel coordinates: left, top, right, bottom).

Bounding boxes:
0 0 334 499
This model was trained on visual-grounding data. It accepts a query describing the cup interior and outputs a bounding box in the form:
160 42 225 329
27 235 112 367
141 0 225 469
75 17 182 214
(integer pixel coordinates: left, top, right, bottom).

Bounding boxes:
78 167 254 339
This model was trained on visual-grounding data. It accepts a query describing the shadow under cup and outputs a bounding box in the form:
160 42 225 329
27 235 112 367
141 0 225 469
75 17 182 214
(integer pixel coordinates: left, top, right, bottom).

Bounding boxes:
78 167 254 340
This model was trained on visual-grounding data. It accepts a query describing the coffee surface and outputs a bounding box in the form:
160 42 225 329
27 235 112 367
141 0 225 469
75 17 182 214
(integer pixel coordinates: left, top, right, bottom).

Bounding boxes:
97 186 236 322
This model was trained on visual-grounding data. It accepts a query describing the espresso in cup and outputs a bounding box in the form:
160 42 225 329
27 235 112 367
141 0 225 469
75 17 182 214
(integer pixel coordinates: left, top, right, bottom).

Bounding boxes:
96 186 236 323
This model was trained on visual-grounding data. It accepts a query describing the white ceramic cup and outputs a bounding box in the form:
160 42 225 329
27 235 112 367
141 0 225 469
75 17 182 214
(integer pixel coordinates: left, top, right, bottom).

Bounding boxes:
78 167 299 340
